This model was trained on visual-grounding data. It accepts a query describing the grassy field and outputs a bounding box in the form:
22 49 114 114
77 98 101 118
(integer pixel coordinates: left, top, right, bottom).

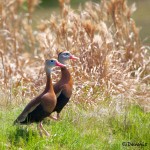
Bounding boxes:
0 0 150 149
0 103 149 150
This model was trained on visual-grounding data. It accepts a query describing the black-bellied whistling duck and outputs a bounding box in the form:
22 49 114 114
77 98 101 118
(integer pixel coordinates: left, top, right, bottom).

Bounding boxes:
14 59 65 137
50 51 78 120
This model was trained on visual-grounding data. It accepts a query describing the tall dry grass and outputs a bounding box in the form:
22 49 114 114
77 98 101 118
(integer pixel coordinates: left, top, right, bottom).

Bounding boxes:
0 0 150 112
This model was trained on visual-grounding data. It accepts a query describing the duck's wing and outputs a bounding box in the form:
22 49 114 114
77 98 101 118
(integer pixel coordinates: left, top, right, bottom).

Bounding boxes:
14 95 42 123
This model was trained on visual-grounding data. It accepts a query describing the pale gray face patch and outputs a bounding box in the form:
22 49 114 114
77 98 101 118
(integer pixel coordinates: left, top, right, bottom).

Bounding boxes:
58 52 71 64
45 59 58 73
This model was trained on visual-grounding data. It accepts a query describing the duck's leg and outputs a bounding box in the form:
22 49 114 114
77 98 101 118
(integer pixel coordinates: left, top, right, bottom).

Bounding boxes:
56 113 60 120
39 122 50 137
49 115 58 121
37 123 43 137
49 113 60 121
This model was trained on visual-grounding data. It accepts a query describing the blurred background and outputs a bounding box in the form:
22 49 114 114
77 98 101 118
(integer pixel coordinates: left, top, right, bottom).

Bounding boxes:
31 0 150 44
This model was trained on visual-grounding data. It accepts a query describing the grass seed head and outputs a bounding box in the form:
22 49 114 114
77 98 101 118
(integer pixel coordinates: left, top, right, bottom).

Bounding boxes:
0 0 149 112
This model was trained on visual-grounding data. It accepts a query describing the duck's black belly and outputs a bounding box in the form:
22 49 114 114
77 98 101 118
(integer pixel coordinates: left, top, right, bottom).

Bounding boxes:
20 104 50 124
53 92 70 113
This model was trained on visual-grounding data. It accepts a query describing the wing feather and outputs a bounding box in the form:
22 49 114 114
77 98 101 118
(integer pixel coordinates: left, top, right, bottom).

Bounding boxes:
15 95 42 123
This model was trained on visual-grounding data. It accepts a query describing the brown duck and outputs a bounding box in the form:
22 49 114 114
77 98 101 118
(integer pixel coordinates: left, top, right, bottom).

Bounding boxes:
14 59 65 136
50 51 78 120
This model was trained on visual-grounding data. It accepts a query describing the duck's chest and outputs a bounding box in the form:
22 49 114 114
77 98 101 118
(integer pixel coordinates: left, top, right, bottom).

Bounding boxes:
41 93 57 113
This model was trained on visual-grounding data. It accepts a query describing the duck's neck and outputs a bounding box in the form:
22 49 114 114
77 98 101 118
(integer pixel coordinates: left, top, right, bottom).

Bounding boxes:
45 72 53 92
58 59 72 82
60 66 72 82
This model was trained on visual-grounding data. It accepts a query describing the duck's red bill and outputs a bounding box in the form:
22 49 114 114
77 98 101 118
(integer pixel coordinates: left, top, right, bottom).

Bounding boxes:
70 55 78 60
56 61 65 67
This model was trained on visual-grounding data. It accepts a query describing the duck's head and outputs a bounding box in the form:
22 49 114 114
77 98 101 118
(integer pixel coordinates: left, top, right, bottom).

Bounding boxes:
45 59 65 73
58 51 78 64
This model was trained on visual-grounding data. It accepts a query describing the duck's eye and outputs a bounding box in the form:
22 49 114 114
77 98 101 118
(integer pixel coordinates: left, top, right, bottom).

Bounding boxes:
50 60 54 62
65 53 69 55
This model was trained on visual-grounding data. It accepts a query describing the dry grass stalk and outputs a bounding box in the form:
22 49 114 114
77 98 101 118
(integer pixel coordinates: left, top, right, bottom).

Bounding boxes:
0 0 149 112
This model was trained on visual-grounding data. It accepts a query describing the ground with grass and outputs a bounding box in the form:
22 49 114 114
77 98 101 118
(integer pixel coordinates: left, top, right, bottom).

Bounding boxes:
0 103 149 150
0 0 150 149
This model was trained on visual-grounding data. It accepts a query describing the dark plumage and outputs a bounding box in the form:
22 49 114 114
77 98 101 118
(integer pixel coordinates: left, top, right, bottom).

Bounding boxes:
14 59 65 136
20 104 50 124
53 92 70 113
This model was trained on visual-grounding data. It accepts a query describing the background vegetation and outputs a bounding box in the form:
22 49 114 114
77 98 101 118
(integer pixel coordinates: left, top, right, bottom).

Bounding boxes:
0 0 150 149
37 0 150 44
